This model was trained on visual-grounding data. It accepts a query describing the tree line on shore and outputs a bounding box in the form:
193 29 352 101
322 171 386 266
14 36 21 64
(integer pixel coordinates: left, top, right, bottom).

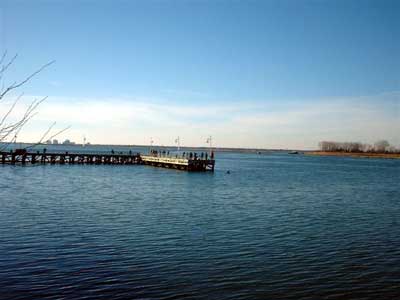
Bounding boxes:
319 140 399 153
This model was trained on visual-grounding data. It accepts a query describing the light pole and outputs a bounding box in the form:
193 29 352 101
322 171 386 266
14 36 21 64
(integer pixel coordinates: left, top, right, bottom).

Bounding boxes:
175 136 180 152
206 136 212 156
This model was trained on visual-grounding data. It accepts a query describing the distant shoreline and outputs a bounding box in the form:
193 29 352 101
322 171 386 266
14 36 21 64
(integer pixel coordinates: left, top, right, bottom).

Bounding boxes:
2 142 297 154
306 151 400 159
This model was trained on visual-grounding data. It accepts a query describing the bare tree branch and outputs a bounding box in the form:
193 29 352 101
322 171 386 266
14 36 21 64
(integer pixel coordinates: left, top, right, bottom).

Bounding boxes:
0 53 18 75
0 112 39 151
0 51 8 68
0 95 47 141
22 124 71 151
0 92 24 129
0 52 70 154
0 53 18 85
23 121 57 150
0 59 55 102
44 126 71 143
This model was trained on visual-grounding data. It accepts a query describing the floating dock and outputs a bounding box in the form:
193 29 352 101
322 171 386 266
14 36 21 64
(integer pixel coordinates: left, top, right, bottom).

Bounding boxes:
0 150 215 172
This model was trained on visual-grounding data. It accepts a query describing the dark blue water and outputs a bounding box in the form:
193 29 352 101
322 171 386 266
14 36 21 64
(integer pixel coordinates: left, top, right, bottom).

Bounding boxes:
1 148 399 299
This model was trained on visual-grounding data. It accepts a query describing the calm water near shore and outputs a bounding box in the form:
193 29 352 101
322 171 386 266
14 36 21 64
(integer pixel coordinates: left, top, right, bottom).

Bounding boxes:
1 145 399 299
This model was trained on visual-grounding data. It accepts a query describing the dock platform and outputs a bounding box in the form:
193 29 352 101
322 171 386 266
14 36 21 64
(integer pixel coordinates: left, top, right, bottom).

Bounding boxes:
140 155 215 171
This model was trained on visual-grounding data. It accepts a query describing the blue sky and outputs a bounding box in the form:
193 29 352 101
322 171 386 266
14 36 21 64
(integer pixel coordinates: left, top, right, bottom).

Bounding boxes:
1 0 399 148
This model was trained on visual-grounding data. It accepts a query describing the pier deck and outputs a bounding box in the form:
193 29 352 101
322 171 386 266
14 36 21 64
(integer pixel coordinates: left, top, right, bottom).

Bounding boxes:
140 155 215 171
0 150 215 172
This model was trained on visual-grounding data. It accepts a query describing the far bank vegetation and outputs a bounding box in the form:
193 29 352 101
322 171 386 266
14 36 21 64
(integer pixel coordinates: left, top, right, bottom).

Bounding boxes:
319 140 399 154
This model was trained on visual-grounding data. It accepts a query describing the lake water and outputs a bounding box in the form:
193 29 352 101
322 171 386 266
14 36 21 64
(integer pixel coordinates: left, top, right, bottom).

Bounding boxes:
1 146 399 299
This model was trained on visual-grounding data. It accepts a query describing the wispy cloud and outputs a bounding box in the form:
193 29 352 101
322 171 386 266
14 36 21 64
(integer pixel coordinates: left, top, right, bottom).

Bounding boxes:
4 91 399 149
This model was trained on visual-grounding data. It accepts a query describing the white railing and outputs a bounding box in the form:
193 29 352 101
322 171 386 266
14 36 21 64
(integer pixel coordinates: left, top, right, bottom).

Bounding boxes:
141 155 189 166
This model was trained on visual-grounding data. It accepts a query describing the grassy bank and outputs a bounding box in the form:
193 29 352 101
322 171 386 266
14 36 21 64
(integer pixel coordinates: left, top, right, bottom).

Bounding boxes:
306 151 400 159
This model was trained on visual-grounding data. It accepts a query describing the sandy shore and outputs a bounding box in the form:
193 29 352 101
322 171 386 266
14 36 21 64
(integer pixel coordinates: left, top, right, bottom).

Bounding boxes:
306 151 400 159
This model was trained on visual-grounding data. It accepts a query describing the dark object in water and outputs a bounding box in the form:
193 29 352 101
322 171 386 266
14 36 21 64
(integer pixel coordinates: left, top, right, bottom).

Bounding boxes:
289 151 299 154
226 170 231 174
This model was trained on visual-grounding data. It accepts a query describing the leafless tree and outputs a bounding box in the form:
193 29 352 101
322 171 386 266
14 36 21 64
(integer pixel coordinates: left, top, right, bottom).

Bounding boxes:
319 139 398 153
373 140 390 153
319 141 342 152
0 51 67 151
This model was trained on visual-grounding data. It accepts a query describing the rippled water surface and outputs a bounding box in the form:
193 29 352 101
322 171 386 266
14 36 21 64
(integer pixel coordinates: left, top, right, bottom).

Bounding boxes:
1 148 399 299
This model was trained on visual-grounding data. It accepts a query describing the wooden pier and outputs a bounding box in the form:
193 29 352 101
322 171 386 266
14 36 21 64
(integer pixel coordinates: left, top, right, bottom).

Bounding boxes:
141 155 215 171
0 150 141 165
0 150 215 172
